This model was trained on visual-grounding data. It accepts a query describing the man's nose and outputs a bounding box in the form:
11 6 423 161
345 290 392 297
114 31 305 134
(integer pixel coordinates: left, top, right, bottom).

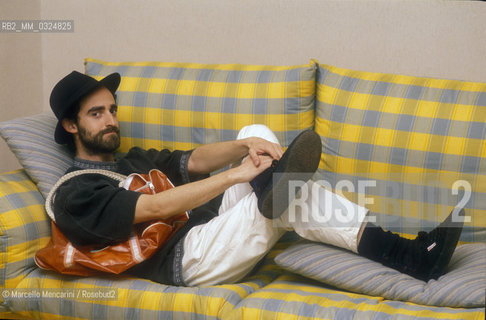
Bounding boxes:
106 112 117 126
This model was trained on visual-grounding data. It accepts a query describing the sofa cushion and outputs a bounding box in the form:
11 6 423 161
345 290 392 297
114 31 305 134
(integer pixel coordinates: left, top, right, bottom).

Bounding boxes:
6 270 248 320
0 113 73 198
0 170 50 298
275 241 486 308
230 273 486 319
314 62 486 242
85 58 316 151
3 232 291 320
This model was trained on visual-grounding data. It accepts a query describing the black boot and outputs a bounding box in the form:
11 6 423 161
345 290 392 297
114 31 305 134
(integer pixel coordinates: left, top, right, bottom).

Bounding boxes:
358 209 465 281
250 130 322 219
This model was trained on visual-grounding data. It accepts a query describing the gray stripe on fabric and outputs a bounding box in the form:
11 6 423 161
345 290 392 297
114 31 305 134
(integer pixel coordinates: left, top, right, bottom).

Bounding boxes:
118 94 315 113
140 66 156 78
226 70 243 83
191 95 207 111
253 98 269 114
119 123 306 146
94 64 129 77
314 169 484 209
285 67 303 82
329 104 348 123
317 66 486 106
389 147 408 166
372 81 392 96
196 68 214 81
191 127 207 146
0 171 28 182
4 193 26 209
129 279 151 291
24 221 40 242
405 85 426 100
132 91 148 107
396 114 415 131
91 303 108 320
461 155 483 176
256 70 273 83
467 121 486 139
60 299 75 318
125 307 141 320
89 61 314 83
362 109 381 127
424 151 444 171
168 67 185 80
439 89 460 104
322 137 484 174
476 91 486 106
317 103 485 140
85 62 102 76
355 143 373 162
222 97 237 113
339 76 359 92
431 118 451 136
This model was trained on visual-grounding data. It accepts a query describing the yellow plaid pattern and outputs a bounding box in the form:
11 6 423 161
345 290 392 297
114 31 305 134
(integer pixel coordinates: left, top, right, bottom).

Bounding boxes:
314 62 486 242
0 170 50 293
85 58 316 152
0 230 293 320
228 274 485 320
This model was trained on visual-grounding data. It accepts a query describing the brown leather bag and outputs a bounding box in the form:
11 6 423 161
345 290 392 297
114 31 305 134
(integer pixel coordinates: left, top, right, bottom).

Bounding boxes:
34 169 188 276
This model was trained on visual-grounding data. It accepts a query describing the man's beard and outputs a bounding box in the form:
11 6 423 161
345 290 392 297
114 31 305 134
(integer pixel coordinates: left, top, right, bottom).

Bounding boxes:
78 125 121 155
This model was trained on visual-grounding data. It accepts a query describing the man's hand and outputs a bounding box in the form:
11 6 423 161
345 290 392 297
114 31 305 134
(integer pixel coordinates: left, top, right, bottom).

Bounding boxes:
188 136 282 175
231 154 274 184
244 137 283 167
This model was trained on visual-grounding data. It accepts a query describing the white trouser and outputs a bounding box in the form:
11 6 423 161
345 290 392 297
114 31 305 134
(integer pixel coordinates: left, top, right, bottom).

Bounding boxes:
182 125 368 286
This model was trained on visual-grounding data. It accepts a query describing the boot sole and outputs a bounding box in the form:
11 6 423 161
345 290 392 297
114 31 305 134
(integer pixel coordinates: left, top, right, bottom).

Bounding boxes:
259 130 322 219
427 208 465 280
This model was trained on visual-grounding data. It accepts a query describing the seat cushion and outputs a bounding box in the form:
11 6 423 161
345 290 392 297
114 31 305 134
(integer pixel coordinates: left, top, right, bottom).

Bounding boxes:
275 241 486 308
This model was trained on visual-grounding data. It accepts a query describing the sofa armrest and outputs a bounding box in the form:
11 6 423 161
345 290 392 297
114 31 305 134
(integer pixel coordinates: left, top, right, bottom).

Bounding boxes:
0 170 50 297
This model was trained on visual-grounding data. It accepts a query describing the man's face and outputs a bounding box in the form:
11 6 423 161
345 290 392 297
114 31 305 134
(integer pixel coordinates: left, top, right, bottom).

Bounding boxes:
74 87 120 156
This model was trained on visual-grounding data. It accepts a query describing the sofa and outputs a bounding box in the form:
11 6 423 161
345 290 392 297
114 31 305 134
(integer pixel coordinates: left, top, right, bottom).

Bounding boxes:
0 58 485 320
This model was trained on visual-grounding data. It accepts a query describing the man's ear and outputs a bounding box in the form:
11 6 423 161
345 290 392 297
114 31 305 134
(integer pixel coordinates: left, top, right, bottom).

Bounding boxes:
62 118 78 134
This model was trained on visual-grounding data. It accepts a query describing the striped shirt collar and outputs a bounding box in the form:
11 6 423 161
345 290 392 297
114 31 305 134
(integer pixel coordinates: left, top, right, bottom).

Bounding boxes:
73 157 118 171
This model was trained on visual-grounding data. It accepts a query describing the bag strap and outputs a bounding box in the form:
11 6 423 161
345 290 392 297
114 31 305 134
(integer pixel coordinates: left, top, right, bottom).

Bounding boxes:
45 169 128 222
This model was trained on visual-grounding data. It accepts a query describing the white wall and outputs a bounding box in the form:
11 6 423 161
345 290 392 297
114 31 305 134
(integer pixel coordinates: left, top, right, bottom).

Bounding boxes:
0 0 42 171
1 0 485 172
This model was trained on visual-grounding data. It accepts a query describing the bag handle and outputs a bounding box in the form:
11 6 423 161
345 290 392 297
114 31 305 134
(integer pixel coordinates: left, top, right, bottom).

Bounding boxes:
45 169 128 222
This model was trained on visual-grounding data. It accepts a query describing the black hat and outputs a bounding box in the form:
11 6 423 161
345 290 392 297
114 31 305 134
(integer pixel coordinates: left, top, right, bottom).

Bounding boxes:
49 71 121 144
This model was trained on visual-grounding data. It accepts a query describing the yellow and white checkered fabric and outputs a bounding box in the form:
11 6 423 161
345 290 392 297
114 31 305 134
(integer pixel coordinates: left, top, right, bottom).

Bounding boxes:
85 58 316 151
314 62 486 242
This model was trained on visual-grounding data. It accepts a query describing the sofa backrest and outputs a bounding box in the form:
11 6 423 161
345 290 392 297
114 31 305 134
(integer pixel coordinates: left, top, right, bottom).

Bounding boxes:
313 62 486 242
85 58 317 151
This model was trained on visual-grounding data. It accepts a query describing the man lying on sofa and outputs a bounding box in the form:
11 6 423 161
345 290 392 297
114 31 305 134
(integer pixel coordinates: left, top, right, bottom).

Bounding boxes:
47 71 464 286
